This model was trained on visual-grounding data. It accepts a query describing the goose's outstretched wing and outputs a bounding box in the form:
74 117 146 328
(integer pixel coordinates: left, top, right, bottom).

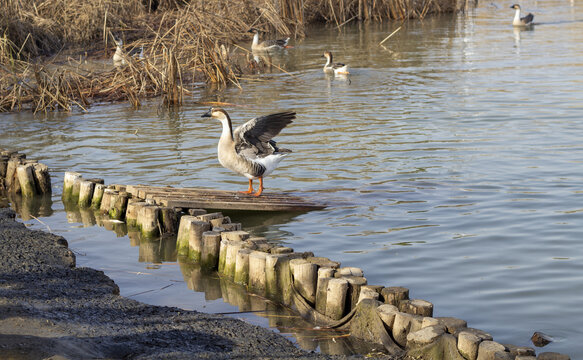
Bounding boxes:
233 111 295 157
522 13 534 24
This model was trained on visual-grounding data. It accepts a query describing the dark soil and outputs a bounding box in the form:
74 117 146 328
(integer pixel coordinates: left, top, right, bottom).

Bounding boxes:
0 208 374 360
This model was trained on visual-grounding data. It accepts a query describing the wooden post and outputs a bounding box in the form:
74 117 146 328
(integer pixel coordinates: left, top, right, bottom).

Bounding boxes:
137 204 160 239
290 258 318 305
91 183 105 209
358 285 381 303
344 275 368 311
221 230 250 242
32 163 51 194
325 278 349 320
195 212 222 222
109 191 129 220
0 155 8 180
201 231 221 270
271 246 294 254
71 176 83 203
78 180 95 207
316 267 335 314
234 248 252 286
399 299 433 317
248 251 267 294
16 164 36 197
99 189 117 213
209 216 225 228
381 286 409 306
63 172 82 202
265 254 293 305
125 200 145 227
187 220 211 263
6 155 24 193
224 240 244 279
159 207 179 235
175 215 200 257
218 239 228 274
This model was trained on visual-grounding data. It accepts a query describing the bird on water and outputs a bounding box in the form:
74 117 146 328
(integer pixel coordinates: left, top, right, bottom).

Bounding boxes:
248 28 290 51
510 4 534 26
201 107 295 197
322 51 349 75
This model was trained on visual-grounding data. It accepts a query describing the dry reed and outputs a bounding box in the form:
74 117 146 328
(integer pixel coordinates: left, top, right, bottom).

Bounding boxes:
0 0 464 112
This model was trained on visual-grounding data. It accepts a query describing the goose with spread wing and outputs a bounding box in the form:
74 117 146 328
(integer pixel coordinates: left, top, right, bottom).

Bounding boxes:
201 107 295 196
510 4 534 26
248 28 290 51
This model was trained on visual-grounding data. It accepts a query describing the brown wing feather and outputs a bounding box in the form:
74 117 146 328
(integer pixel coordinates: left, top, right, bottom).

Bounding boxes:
233 111 295 157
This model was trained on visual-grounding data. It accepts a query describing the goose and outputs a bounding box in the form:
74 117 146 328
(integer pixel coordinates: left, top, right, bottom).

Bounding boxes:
112 39 126 66
248 28 290 51
510 4 534 26
130 45 145 60
201 107 295 196
322 51 349 75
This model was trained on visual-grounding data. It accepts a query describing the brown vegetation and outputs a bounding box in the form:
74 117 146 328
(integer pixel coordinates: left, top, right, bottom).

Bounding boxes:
0 0 463 113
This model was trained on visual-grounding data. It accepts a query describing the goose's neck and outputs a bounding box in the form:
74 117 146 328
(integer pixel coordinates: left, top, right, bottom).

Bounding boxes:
514 8 521 22
219 116 234 142
252 32 259 46
325 55 332 67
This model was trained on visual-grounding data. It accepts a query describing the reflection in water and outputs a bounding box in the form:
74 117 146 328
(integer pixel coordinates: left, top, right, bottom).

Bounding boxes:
3 191 53 221
180 261 382 355
60 202 379 355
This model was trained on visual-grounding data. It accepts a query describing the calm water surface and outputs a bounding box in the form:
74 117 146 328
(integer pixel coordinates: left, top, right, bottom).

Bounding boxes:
2 0 583 356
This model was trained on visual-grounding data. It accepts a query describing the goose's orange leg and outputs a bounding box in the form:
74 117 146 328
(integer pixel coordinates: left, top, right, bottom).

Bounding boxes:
253 177 264 197
239 179 254 194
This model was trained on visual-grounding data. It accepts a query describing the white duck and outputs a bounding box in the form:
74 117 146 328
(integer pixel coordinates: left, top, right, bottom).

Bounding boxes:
322 51 349 75
248 28 290 51
201 107 294 196
510 4 534 26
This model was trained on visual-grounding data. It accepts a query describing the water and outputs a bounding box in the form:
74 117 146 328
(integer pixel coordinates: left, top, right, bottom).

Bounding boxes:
2 0 583 356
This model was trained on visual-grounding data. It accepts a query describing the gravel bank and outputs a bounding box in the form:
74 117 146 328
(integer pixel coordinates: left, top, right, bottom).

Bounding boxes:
0 208 381 360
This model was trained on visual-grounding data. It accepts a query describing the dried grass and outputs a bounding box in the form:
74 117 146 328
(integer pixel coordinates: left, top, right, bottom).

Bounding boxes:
0 0 465 112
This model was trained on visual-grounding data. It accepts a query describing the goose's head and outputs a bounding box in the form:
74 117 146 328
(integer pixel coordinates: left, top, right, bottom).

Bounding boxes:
115 38 123 47
201 107 230 122
322 51 332 60
247 28 260 34
510 4 521 10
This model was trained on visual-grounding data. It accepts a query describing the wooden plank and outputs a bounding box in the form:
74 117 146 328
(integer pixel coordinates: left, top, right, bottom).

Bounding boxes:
162 198 324 212
126 185 327 212
131 185 304 201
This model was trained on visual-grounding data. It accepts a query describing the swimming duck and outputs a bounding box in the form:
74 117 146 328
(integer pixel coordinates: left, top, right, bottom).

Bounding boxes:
113 39 126 66
201 107 295 196
248 28 290 51
510 4 534 26
322 51 349 75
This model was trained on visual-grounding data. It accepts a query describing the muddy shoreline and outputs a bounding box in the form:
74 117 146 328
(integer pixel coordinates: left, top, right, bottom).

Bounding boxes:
0 208 390 359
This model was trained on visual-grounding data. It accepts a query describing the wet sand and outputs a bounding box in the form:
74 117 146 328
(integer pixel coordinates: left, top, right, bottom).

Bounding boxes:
0 208 389 360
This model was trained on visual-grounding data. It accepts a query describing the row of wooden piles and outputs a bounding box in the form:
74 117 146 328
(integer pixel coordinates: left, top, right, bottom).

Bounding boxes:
0 150 51 197
61 172 566 360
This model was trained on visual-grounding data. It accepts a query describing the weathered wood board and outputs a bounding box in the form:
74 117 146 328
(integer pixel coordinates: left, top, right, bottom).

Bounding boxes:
126 185 326 212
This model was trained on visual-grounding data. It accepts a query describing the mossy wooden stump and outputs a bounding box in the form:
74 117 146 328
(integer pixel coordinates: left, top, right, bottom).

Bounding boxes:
56 172 574 360
1 151 51 197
